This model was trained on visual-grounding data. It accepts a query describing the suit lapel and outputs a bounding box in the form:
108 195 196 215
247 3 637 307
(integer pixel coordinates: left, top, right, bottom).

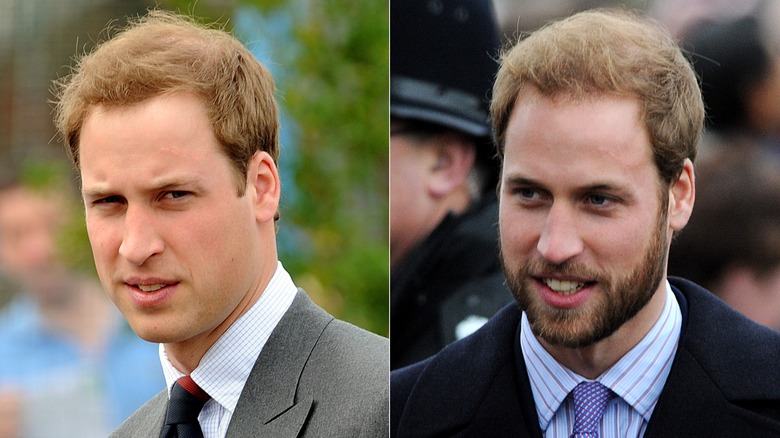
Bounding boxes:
226 289 331 437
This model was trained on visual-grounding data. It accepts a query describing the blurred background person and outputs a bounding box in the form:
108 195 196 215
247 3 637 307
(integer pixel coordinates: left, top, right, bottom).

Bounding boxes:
681 10 780 155
668 144 780 331
649 0 761 39
0 171 164 437
390 0 511 370
656 0 780 332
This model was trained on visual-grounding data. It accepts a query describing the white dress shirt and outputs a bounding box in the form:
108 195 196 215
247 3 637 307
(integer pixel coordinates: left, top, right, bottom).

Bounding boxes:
160 261 297 438
521 281 682 437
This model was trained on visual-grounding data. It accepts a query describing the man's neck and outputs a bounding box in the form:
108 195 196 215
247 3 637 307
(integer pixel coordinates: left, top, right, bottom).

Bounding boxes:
165 260 277 374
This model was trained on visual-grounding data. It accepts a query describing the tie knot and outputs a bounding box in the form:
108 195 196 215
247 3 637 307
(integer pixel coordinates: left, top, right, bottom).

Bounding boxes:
570 381 615 437
161 375 211 437
177 375 210 402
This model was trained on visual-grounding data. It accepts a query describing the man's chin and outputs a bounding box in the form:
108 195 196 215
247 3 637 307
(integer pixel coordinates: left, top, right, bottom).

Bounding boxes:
533 322 617 349
124 316 180 344
528 314 597 348
524 297 618 349
132 329 179 345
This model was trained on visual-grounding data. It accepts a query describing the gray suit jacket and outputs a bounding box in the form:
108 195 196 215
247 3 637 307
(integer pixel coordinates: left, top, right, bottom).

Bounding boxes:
112 289 389 437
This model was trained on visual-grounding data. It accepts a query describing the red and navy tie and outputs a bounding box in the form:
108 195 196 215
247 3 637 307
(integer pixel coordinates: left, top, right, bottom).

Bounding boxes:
160 375 210 438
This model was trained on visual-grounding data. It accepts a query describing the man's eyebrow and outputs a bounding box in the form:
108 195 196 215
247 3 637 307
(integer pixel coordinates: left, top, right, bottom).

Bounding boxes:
502 174 632 195
81 178 203 199
146 178 201 191
502 174 544 188
81 186 113 200
580 183 625 193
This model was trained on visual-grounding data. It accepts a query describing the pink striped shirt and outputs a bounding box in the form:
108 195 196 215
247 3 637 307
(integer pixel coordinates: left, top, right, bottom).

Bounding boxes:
521 281 682 437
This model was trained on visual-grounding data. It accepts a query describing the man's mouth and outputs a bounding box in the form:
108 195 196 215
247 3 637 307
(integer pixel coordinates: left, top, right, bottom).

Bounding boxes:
542 278 589 295
137 284 166 293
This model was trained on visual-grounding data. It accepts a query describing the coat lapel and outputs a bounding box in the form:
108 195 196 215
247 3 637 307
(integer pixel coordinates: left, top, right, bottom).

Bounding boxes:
646 279 780 436
644 346 778 437
396 303 542 437
226 289 332 437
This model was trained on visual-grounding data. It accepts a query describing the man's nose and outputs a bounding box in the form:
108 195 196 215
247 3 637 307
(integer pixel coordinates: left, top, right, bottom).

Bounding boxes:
118 205 163 265
536 203 584 265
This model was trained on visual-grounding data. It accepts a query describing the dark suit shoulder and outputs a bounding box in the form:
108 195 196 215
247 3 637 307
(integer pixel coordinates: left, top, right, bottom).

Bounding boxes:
392 303 531 437
648 278 780 437
671 277 780 397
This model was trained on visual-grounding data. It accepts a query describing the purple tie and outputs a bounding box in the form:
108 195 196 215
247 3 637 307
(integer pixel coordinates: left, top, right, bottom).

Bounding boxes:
570 381 615 438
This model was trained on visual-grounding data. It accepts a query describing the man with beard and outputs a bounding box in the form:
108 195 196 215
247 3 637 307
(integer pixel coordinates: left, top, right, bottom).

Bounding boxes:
391 8 780 438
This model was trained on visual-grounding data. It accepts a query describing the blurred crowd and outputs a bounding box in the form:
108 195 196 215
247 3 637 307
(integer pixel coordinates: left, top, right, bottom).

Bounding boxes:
651 0 780 332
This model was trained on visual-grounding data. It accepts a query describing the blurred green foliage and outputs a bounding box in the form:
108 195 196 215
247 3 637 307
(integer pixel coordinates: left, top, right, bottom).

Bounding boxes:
158 0 389 336
282 0 389 336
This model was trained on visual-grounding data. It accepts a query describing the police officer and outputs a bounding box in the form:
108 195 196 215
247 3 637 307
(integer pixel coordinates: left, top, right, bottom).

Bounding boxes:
390 0 511 369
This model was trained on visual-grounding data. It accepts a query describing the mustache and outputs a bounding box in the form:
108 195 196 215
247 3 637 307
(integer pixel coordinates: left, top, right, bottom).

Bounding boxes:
503 255 603 282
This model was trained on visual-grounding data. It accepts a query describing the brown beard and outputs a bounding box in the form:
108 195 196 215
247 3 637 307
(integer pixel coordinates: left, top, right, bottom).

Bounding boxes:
502 203 669 348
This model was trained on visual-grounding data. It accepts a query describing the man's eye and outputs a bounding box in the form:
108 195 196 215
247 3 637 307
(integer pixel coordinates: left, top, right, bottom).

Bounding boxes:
94 195 123 205
586 194 613 206
164 191 190 200
516 187 539 200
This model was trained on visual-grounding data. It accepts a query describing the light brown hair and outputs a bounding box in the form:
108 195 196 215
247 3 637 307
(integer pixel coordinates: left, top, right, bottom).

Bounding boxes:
491 8 704 185
53 10 279 194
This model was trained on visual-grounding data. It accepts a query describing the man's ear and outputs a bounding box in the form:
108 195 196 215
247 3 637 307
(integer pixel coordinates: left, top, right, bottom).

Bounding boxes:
669 158 695 232
247 151 280 223
427 133 476 198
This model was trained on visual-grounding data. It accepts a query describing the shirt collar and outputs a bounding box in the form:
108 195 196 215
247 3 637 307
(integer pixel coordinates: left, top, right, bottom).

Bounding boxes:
521 280 682 429
160 261 297 414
